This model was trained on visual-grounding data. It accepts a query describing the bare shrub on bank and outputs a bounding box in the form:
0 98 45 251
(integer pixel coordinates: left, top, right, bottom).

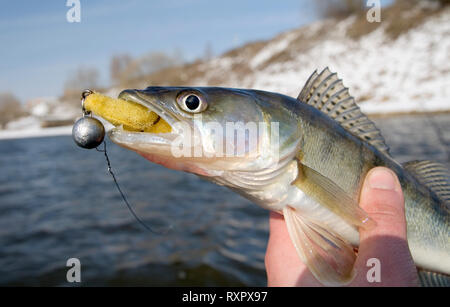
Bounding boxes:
110 54 133 86
62 67 101 107
109 50 184 87
64 67 100 94
315 0 365 19
0 93 26 128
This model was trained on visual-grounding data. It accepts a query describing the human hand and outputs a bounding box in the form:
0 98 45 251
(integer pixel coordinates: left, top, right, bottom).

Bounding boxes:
265 167 419 286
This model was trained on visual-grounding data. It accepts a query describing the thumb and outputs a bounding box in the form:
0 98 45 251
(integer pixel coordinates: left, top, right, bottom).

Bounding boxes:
359 167 406 241
355 167 418 286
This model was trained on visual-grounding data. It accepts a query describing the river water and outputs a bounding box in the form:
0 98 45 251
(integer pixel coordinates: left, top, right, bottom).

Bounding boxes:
0 114 448 286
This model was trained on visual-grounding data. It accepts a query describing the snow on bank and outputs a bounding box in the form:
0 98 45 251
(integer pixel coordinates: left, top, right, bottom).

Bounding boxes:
0 114 73 140
2 8 449 141
197 7 450 115
0 88 123 140
0 125 72 140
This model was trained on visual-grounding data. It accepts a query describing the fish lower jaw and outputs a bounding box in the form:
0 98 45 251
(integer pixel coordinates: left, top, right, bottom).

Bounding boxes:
108 126 180 147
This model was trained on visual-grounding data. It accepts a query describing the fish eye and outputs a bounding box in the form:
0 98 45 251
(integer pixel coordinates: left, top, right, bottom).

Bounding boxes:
177 91 207 113
185 95 199 110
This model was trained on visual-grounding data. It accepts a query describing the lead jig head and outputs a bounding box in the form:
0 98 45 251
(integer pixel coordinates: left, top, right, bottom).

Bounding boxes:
72 89 105 149
72 116 105 149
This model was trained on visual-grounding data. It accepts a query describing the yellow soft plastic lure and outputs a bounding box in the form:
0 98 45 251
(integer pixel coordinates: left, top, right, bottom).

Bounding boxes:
83 92 171 133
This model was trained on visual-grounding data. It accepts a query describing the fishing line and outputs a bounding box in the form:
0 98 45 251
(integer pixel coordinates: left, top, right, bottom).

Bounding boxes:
96 141 172 234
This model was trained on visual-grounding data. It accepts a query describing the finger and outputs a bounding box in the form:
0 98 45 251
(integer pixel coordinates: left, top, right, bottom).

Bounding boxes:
265 212 320 286
360 167 406 241
354 167 418 286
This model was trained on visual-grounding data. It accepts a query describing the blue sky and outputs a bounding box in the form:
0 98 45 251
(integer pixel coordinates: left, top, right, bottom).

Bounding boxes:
0 0 391 102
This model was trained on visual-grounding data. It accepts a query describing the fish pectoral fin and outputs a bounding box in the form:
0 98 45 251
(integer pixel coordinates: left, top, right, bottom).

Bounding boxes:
283 206 357 286
294 163 376 229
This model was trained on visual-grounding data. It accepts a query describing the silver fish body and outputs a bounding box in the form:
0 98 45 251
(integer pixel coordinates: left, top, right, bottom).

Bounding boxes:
103 69 449 286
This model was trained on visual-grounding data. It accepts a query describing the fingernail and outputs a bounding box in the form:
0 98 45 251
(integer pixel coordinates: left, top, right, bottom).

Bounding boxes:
368 168 398 191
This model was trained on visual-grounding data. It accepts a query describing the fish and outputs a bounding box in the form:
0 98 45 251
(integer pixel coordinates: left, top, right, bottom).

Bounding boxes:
85 68 450 286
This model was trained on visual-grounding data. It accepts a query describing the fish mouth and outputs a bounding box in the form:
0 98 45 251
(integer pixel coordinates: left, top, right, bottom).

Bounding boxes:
108 90 181 149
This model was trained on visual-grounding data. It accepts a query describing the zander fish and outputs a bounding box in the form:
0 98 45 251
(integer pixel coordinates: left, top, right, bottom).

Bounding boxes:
83 68 449 286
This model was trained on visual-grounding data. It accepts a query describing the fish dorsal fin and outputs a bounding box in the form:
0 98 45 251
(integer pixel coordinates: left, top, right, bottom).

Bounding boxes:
403 160 450 205
297 68 390 155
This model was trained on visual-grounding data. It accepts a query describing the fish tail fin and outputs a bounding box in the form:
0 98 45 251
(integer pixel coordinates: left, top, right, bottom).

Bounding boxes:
282 206 357 286
403 160 450 205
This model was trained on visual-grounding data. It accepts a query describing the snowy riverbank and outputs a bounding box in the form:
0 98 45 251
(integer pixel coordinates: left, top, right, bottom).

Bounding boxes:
2 3 449 140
